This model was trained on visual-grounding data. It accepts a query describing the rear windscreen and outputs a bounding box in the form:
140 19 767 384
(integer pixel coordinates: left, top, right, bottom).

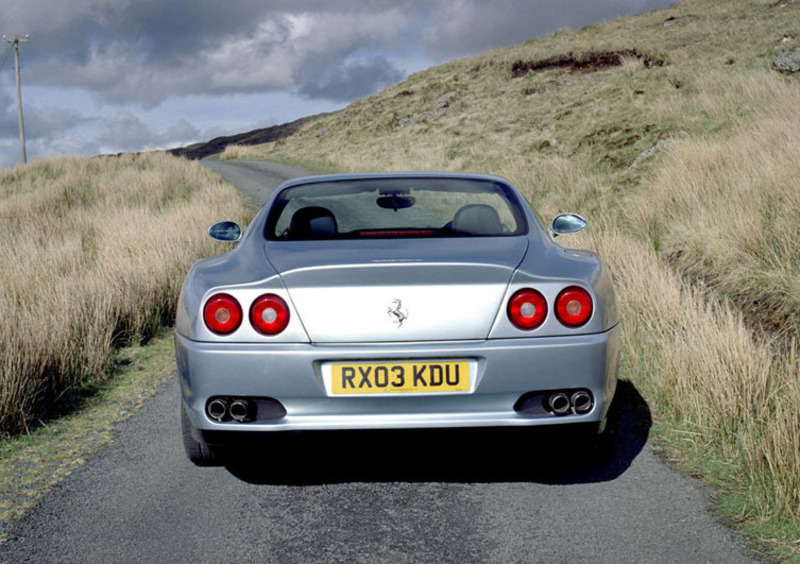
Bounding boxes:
265 177 527 240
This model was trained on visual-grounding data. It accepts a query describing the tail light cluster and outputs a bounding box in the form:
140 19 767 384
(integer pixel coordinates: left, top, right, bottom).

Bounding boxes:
204 293 290 336
203 294 242 334
507 286 593 330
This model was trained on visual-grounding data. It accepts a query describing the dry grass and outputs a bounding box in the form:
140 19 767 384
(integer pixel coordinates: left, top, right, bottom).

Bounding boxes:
632 72 800 339
622 71 800 542
221 0 800 554
597 229 800 531
0 153 251 435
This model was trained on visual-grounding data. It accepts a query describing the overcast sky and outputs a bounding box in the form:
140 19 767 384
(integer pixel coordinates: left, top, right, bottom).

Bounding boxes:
0 0 673 168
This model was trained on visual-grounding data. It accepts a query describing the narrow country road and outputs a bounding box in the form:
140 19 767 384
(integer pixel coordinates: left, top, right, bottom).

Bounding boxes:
0 161 763 564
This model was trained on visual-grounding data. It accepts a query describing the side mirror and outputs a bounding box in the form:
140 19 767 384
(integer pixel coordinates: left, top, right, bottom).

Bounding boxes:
208 221 242 242
551 213 587 237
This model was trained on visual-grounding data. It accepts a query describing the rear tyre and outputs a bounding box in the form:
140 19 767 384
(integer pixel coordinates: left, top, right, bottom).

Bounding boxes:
589 398 620 460
181 404 222 467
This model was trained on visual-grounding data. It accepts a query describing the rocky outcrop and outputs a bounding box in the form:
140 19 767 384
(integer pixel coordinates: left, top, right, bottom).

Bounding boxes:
629 138 677 169
511 50 664 78
397 92 456 127
775 48 800 73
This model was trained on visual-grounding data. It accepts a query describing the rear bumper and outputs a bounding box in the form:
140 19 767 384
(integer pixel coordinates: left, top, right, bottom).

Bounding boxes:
176 325 620 441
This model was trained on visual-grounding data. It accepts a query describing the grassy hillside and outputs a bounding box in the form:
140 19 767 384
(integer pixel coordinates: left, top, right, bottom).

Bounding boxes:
223 0 800 557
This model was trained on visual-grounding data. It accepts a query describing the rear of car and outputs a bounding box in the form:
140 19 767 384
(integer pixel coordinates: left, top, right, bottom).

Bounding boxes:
175 173 620 465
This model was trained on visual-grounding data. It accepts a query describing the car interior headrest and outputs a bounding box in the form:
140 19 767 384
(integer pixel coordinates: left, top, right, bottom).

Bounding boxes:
289 206 338 239
451 204 504 235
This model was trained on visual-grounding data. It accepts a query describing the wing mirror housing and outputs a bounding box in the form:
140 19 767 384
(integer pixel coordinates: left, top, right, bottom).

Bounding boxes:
208 221 242 242
551 213 587 237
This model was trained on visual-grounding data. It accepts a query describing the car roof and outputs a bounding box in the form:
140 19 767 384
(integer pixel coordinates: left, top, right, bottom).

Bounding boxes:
275 171 517 191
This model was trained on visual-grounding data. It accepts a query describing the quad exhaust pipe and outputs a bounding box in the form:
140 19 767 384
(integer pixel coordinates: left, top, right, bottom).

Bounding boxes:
206 397 255 422
546 390 594 416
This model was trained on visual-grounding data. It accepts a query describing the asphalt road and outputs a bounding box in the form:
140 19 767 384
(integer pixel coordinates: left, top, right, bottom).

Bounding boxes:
203 159 316 207
0 161 763 564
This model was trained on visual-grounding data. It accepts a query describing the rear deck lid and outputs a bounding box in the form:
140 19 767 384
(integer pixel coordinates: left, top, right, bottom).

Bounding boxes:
266 237 528 343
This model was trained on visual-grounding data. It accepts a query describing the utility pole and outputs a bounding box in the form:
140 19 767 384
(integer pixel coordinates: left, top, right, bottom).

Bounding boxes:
4 35 29 164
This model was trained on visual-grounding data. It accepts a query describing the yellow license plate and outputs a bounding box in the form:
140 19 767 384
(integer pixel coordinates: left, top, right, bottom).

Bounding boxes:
331 361 470 395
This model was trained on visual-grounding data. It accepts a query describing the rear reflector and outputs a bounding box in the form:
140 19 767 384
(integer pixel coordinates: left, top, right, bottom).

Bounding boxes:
203 294 243 335
508 288 548 330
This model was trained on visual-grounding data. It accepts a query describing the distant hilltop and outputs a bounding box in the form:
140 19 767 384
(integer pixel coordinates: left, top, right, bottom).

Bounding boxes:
168 113 329 161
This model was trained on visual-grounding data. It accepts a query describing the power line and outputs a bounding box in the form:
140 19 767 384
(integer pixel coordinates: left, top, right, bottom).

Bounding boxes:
3 35 28 164
0 48 12 74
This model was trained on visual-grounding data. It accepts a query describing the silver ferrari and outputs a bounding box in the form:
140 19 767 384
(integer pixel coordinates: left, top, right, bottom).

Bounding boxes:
175 172 620 465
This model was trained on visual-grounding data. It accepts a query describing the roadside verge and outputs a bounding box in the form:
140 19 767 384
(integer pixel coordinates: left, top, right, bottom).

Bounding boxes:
0 333 175 543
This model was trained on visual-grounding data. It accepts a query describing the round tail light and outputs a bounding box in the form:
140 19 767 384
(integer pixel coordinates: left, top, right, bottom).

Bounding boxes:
250 294 290 335
556 287 593 327
508 289 548 330
204 294 243 335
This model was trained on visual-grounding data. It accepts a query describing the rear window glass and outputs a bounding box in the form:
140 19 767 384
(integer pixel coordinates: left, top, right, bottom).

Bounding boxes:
265 177 527 240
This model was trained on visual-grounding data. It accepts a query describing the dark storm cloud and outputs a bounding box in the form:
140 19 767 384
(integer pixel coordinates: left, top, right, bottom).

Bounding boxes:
0 0 674 165
2 0 673 107
4 1 303 64
5 0 416 106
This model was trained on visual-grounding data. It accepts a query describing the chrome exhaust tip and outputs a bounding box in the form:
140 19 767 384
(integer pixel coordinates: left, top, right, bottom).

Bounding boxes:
570 390 594 414
229 398 254 423
547 392 571 415
207 398 229 422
